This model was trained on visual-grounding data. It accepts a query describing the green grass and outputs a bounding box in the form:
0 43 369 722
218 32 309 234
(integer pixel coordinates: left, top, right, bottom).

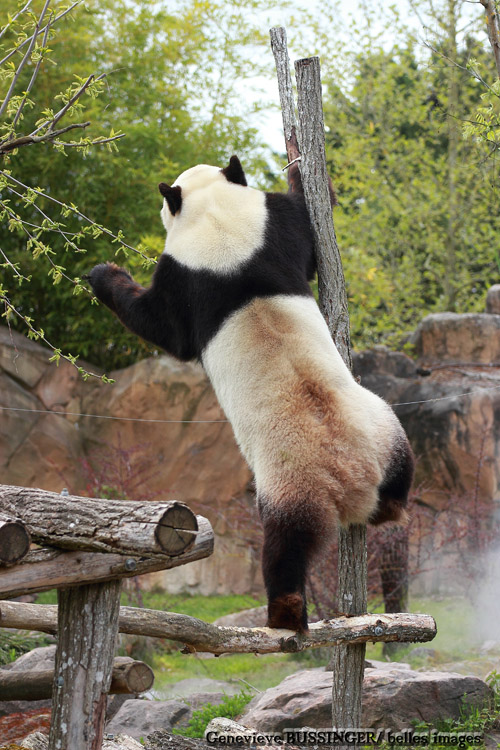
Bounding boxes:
173 690 254 738
122 590 264 623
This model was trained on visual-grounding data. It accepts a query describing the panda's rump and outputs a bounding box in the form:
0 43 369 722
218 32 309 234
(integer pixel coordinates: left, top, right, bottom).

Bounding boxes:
202 294 397 525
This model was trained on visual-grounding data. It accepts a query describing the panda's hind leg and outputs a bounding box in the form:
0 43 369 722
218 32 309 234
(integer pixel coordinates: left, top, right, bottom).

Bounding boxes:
258 496 323 633
370 436 414 526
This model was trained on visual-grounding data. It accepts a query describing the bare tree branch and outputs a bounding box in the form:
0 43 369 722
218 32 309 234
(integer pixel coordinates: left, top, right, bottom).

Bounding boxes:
11 16 53 131
0 122 92 154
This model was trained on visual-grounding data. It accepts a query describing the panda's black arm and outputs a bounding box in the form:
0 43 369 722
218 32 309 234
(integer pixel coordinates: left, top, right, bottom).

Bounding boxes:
86 262 191 360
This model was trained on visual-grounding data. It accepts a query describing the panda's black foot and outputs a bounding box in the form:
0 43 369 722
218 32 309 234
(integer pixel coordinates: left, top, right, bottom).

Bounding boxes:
267 593 308 633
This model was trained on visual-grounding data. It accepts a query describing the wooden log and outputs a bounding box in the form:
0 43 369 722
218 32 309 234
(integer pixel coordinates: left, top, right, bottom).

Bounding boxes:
294 55 352 368
0 601 437 655
270 27 301 165
0 516 213 598
294 53 365 735
0 513 31 564
0 657 154 700
0 484 198 557
48 580 121 750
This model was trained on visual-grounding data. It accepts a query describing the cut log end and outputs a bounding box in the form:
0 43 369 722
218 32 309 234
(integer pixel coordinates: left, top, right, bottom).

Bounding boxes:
156 502 198 556
0 521 31 564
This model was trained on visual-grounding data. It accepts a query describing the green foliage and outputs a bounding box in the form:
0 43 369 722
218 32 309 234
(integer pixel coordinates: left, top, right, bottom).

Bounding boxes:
173 690 254 738
0 0 277 371
323 12 500 349
0 629 53 665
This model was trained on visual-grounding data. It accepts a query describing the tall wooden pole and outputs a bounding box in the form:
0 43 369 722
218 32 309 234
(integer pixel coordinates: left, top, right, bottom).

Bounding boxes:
270 28 366 732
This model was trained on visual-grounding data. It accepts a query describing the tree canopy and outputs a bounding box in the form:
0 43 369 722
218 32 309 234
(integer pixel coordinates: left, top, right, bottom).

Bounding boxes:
2 0 500 369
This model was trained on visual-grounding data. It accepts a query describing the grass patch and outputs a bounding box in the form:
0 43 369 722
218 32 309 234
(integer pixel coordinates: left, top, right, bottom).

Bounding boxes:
122 590 264 623
173 690 254 738
151 649 303 694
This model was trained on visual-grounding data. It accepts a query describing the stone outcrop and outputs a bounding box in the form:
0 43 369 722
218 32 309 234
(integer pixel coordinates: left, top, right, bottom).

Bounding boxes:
486 285 500 314
240 664 493 731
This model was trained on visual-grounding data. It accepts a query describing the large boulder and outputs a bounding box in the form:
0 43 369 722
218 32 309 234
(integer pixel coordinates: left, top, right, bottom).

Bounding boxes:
411 312 500 365
106 699 191 740
240 665 492 731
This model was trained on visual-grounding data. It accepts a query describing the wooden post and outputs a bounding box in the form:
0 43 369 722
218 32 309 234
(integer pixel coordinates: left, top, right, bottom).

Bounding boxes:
48 579 121 750
270 27 367 732
294 53 365 734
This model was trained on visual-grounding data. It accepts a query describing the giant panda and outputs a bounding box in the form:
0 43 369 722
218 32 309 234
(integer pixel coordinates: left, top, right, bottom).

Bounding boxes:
87 155 414 633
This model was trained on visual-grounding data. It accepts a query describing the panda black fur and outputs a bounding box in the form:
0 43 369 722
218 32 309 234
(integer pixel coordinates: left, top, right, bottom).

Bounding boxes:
88 155 414 633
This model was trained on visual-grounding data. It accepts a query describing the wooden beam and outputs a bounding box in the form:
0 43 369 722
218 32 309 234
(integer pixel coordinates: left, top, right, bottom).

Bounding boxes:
0 512 31 564
0 657 154 700
0 601 437 655
0 484 198 557
0 516 213 598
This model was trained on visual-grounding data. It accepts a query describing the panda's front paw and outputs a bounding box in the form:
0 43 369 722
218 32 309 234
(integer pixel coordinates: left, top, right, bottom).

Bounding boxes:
86 262 132 312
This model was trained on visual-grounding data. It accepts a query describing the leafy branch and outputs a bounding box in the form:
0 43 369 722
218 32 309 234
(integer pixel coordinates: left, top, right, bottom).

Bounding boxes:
0 0 156 381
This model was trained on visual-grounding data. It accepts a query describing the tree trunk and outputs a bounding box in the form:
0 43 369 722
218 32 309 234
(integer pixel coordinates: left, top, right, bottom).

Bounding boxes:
480 0 500 78
379 526 409 657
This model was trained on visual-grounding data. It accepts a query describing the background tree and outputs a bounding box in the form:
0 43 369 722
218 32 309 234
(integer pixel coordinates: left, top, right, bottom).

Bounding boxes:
323 29 500 349
1 0 280 372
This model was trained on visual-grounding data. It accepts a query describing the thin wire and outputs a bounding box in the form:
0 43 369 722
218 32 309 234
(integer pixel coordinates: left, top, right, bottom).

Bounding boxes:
0 405 229 423
2 380 500 423
391 381 500 407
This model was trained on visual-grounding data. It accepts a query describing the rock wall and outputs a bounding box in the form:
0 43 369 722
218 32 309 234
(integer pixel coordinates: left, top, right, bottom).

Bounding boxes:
2 300 500 595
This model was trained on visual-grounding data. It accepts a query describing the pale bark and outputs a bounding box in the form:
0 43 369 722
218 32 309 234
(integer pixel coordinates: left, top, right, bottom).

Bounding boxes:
294 56 352 368
0 484 200 557
270 27 301 164
0 657 153 700
0 600 436 655
0 516 213 599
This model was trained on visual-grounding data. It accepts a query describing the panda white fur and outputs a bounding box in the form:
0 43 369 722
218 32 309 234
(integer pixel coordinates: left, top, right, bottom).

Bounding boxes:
88 155 413 633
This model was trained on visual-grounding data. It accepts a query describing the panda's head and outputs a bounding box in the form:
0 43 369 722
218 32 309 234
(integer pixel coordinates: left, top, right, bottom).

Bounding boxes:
157 155 267 274
158 155 247 231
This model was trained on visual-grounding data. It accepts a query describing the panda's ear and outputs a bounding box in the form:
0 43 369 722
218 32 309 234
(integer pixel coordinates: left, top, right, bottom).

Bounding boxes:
221 155 247 187
159 183 182 216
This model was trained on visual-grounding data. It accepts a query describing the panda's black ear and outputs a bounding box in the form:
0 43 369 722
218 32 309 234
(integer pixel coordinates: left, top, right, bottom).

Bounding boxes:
221 155 247 186
159 183 182 216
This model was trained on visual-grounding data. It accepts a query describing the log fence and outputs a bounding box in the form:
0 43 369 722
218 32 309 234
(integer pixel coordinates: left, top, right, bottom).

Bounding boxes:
0 483 436 750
